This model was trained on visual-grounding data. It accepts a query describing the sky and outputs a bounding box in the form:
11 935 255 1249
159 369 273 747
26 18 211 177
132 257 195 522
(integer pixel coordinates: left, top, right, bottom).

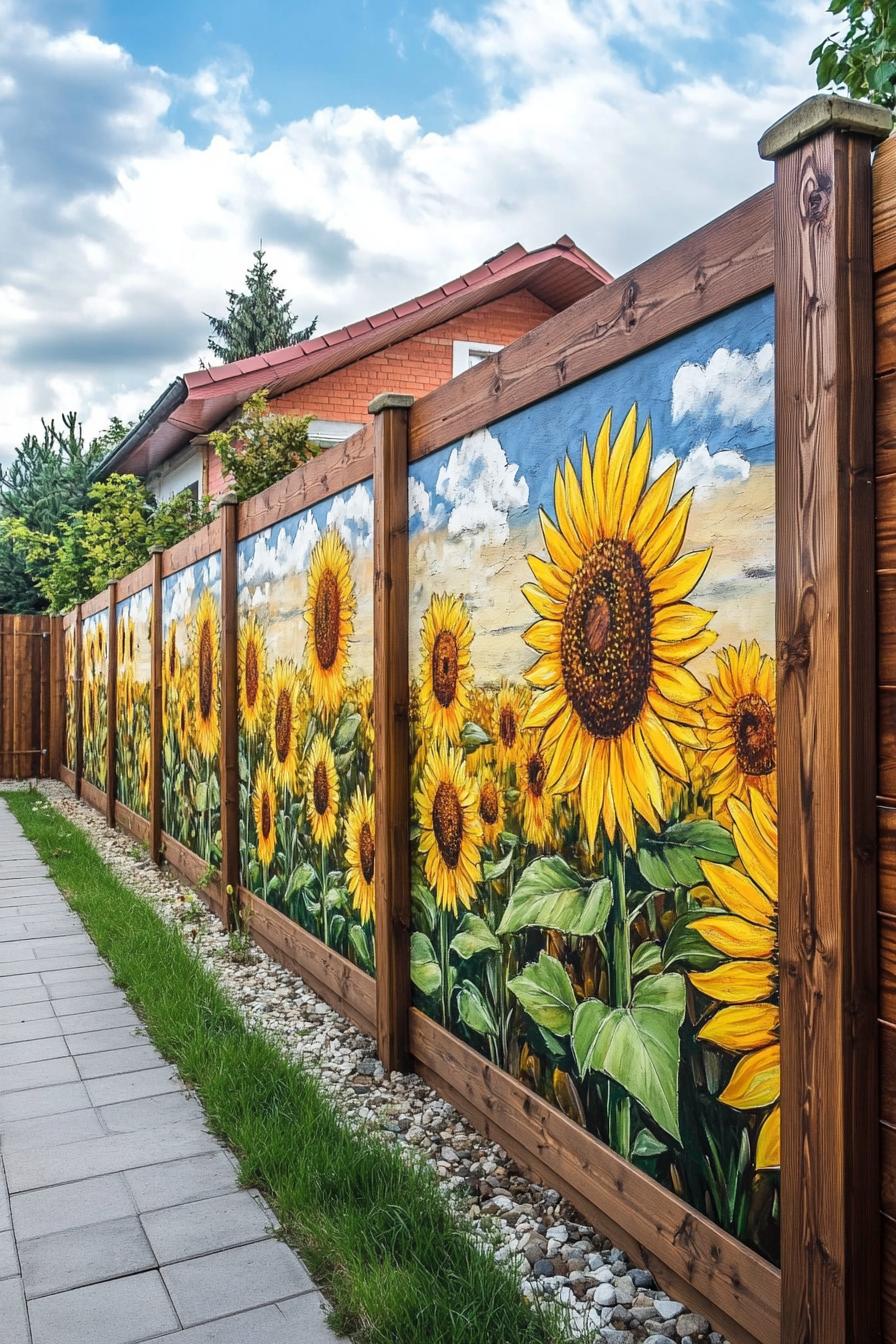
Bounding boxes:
0 0 834 459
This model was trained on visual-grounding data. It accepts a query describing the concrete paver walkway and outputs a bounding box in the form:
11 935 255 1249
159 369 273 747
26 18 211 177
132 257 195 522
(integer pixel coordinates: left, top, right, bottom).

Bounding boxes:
0 800 341 1344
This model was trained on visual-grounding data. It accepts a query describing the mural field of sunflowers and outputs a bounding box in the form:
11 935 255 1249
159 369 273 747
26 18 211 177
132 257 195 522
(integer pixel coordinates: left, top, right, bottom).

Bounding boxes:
115 588 152 819
237 491 375 974
64 625 77 769
81 610 108 790
407 296 778 1261
161 562 222 865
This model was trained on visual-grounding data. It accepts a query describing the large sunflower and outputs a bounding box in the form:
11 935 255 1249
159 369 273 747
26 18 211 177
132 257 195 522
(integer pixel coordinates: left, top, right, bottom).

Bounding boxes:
305 733 339 847
163 621 181 694
252 762 278 868
304 529 356 716
345 784 376 924
475 768 506 848
416 741 483 915
419 593 475 744
689 789 779 1169
493 680 529 771
238 612 268 736
176 689 191 758
517 730 557 848
191 590 221 758
138 736 151 812
702 641 776 819
522 407 712 852
117 616 128 670
268 660 303 794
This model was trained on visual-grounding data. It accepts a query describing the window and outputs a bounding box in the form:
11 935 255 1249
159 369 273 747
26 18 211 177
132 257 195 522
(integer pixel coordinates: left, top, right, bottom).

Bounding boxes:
452 340 504 378
307 419 364 448
148 446 203 502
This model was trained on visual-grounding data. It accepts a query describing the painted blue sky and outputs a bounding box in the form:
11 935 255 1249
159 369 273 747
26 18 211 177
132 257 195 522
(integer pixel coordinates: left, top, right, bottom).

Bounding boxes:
2 0 828 456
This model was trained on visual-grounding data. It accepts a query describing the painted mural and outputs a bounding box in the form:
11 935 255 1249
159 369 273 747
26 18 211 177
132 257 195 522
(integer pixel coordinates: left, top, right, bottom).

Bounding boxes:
81 609 109 790
116 587 152 819
237 481 375 975
407 293 778 1262
64 624 77 769
162 556 221 866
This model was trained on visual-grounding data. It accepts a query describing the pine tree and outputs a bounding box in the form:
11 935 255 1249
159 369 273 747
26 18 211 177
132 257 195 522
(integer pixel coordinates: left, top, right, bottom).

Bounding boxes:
205 246 317 364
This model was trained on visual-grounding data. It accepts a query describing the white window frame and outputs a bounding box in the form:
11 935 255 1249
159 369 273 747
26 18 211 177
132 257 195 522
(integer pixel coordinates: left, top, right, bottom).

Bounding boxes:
452 340 504 378
147 444 204 502
307 418 364 447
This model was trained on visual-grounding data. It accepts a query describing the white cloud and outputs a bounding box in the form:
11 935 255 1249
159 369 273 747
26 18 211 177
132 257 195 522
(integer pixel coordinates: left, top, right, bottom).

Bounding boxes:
672 342 774 426
126 585 152 628
435 427 529 545
408 476 446 531
325 483 373 552
167 565 195 623
239 513 321 589
652 439 750 501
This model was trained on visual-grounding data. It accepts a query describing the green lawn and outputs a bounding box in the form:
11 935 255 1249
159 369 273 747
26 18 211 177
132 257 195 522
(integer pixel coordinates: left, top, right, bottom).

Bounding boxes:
3 789 567 1344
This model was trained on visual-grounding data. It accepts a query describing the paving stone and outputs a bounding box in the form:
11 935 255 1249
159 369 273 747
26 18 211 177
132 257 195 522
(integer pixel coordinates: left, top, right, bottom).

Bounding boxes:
0 1079 92 1123
0 954 100 979
0 1227 19 1278
141 1190 274 1263
144 1292 341 1342
50 989 128 1016
125 1151 240 1214
161 1240 314 1327
75 1044 165 1079
0 1054 80 1095
19 1213 156 1299
11 1174 136 1241
42 966 113 990
0 997 55 1022
28 1269 179 1344
0 1015 64 1044
0 1275 29 1343
83 1065 182 1107
0 1104 106 1151
0 1035 68 1068
31 936 97 959
98 1090 199 1134
66 1025 145 1055
0 983 47 1007
55 1006 140 1035
5 1120 219 1192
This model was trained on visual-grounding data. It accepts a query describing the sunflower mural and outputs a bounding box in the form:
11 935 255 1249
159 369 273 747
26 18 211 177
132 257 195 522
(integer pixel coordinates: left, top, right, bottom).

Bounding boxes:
236 481 376 974
407 293 779 1263
161 557 222 866
115 587 152 818
63 625 77 769
81 610 109 790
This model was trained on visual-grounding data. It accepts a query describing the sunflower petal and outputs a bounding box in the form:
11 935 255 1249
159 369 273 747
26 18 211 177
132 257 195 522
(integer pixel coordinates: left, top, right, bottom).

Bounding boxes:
689 959 776 1004
691 914 776 959
618 420 653 534
700 859 774 926
540 509 581 575
628 461 677 544
697 1003 779 1052
606 405 638 528
719 1044 780 1109
641 707 688 782
526 553 571 602
652 602 714 643
650 548 712 605
756 1105 781 1169
521 582 565 621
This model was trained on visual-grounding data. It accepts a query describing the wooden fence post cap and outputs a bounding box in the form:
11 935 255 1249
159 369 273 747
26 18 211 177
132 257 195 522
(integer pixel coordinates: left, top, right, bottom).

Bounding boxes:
148 544 165 554
368 393 414 414
759 93 892 159
215 490 239 507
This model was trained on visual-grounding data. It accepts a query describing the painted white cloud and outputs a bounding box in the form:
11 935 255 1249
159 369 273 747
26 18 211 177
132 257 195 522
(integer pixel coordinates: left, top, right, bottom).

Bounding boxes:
672 342 774 426
435 427 529 545
408 476 446 531
326 483 373 552
127 585 152 629
653 439 751 502
167 566 195 623
239 513 322 589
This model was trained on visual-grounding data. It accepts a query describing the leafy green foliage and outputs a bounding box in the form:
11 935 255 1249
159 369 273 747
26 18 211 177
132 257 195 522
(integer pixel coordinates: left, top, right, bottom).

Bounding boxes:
209 389 319 502
507 952 578 1035
811 1 896 107
205 245 317 363
497 856 612 936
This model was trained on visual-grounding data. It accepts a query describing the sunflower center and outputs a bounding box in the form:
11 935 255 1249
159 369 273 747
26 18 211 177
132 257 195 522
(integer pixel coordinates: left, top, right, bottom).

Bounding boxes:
732 693 776 776
359 821 375 884
498 704 518 750
313 570 341 671
260 792 272 840
245 640 259 710
559 537 653 739
433 781 463 868
198 622 214 721
167 637 177 680
527 752 545 799
479 779 500 826
431 631 459 708
274 691 292 763
313 761 330 815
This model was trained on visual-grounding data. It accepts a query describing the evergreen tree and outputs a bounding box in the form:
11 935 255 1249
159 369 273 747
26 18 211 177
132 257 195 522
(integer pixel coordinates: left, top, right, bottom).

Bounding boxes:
205 245 317 364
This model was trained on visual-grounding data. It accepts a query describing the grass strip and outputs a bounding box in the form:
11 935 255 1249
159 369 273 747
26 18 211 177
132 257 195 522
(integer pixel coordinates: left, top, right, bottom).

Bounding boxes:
4 790 566 1344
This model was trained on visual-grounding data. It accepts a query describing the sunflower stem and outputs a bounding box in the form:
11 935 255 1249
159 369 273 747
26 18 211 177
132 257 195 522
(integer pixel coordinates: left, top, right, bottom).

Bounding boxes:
604 831 632 1161
320 841 329 948
439 908 451 1028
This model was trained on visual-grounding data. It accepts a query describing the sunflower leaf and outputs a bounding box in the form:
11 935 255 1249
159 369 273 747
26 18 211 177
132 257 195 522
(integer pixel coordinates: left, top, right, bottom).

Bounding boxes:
631 1128 668 1159
508 953 577 1035
662 910 729 971
460 721 491 750
631 940 662 977
411 877 437 934
332 712 361 751
348 922 373 970
638 821 738 889
497 857 610 936
456 981 499 1038
482 850 514 883
410 931 441 997
285 863 315 900
450 914 500 960
571 998 611 1074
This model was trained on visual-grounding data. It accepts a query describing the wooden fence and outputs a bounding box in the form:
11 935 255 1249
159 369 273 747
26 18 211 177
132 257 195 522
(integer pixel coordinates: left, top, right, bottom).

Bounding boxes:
0 613 60 779
12 95 895 1344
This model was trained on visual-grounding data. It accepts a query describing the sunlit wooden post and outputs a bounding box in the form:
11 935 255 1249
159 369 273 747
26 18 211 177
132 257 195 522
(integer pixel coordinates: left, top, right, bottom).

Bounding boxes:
760 93 893 1344
48 615 65 779
73 602 83 800
218 492 241 930
371 392 413 1073
149 545 164 864
105 582 118 826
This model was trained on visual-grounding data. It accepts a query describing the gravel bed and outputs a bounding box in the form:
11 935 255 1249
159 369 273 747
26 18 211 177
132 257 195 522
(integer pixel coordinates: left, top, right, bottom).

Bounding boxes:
23 780 731 1344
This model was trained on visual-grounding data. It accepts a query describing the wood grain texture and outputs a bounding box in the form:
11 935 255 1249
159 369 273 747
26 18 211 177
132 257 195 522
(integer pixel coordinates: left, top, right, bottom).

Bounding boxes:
114 801 151 847
160 522 219 578
883 1022 896 1120
408 187 773 462
237 424 374 541
883 914 896 1022
241 889 376 1037
58 763 75 791
115 560 154 602
881 807 896 916
875 136 896 275
217 501 239 929
0 615 49 780
48 616 64 778
149 551 163 865
79 776 105 815
876 372 896 478
878 268 896 377
410 1009 779 1344
160 831 224 922
880 688 896 803
105 583 117 827
79 590 109 620
372 402 411 1072
73 605 83 799
878 470 896 571
775 129 880 1344
885 1214 896 1343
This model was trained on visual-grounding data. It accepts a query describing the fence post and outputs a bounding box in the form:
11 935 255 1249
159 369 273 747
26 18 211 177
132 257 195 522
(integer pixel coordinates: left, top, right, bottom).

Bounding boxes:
371 392 413 1073
149 546 164 865
73 603 83 800
217 492 240 930
759 94 893 1344
48 616 64 779
105 583 118 827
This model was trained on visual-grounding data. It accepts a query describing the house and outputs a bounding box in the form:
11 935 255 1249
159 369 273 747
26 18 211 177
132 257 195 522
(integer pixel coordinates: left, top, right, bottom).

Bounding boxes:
95 237 612 499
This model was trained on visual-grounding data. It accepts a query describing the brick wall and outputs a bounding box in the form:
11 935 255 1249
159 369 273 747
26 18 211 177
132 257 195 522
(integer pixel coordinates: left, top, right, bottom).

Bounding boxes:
205 290 554 497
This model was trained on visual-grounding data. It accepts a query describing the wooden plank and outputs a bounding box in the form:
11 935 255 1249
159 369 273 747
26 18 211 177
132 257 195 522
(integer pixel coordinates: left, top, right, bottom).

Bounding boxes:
878 267 896 377
883 913 896 1023
881 806 896 916
114 800 151 847
237 424 375 540
878 468 896 572
149 548 163 865
58 763 75 791
79 589 109 620
115 559 154 602
409 1008 779 1344
884 1122 896 1221
408 186 773 462
875 135 896 275
161 831 224 922
772 119 882 1344
105 583 117 826
240 889 377 1037
217 498 239 930
73 604 83 800
48 616 64 778
876 372 896 479
881 688 896 803
79 776 105 815
161 520 219 579
885 1214 896 1343
371 395 412 1072
880 573 896 684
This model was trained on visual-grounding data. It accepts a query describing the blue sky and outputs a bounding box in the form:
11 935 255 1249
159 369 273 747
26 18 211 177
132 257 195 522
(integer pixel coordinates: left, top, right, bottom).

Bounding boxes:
1 0 830 456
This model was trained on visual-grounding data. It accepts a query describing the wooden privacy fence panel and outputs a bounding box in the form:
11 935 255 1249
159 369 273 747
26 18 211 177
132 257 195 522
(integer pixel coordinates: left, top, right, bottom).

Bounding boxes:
0 614 51 779
46 95 892 1344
